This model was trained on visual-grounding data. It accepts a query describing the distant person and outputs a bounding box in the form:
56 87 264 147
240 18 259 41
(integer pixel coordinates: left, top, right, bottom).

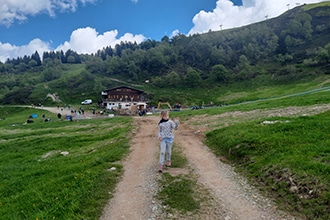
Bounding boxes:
57 113 62 119
157 110 179 173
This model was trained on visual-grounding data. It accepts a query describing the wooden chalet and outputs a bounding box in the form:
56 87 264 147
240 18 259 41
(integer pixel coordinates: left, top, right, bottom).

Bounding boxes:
101 86 149 111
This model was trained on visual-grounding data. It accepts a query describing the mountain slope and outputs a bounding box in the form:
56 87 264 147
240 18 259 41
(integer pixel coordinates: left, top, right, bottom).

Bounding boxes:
0 2 329 106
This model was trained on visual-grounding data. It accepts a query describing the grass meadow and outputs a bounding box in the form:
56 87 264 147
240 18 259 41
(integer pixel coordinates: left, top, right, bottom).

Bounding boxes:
162 85 330 219
202 89 330 219
206 112 330 219
1 79 330 219
0 107 132 219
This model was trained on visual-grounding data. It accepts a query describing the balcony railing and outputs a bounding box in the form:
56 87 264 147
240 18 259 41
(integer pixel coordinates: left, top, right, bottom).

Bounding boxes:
102 98 149 103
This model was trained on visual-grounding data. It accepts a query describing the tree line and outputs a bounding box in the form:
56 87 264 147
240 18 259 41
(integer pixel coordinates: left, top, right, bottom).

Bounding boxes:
84 6 330 87
0 3 329 104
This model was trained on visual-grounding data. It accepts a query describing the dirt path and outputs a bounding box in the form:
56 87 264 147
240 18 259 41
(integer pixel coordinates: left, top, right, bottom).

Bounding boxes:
100 117 160 219
42 106 329 219
175 123 292 220
99 115 297 220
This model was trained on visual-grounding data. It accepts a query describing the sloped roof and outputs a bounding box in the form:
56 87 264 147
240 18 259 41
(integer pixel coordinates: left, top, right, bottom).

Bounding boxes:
103 85 144 93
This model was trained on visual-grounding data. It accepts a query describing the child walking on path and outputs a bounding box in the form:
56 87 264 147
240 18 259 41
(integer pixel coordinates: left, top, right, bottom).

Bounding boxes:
158 110 179 173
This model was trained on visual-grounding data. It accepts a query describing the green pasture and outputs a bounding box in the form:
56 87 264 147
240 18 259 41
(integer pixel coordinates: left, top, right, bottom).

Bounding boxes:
1 79 330 219
0 107 132 219
169 84 330 219
177 83 330 118
205 108 330 219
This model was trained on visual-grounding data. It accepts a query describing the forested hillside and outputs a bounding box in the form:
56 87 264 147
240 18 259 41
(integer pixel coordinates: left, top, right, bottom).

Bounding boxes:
0 2 329 106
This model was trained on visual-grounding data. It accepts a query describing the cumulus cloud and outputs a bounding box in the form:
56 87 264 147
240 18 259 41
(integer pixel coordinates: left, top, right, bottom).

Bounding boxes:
188 0 329 35
0 39 51 62
0 0 97 26
55 27 145 54
1 0 328 62
0 0 145 62
0 27 145 62
171 29 181 38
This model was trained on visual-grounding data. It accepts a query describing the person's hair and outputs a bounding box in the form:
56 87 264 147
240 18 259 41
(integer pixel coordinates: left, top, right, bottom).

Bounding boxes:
160 110 168 117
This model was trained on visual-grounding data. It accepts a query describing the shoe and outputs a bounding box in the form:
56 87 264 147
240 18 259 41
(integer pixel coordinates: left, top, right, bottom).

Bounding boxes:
158 164 163 173
166 161 171 167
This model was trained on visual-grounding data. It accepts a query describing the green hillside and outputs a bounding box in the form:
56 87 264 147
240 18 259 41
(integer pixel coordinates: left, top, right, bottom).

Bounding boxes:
0 3 330 219
0 2 329 107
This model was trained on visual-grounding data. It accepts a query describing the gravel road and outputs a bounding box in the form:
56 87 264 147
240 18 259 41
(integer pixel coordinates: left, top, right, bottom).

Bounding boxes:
42 105 329 219
99 115 299 220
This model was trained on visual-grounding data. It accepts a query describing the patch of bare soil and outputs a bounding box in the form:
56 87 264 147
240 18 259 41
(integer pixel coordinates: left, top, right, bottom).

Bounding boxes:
100 117 161 220
184 104 330 134
42 105 128 122
174 123 293 220
44 105 330 219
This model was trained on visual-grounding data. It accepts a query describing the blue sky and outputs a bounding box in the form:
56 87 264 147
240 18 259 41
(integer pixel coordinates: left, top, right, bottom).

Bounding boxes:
0 0 328 62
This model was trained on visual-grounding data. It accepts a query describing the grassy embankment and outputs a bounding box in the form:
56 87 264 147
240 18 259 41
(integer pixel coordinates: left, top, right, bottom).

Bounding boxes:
0 107 132 219
1 76 330 219
158 79 330 219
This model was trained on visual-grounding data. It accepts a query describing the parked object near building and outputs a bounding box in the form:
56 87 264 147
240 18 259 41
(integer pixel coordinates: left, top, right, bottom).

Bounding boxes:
81 99 92 105
157 102 172 110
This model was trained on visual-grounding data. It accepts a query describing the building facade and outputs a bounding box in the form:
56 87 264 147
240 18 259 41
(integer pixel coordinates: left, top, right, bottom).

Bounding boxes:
101 86 148 111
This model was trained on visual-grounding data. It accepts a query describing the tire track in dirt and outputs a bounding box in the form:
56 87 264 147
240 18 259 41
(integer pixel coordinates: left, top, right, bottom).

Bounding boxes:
100 115 294 220
42 107 297 219
175 124 293 220
100 117 160 220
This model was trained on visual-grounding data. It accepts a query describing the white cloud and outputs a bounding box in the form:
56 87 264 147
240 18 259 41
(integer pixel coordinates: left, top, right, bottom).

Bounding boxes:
0 39 51 62
0 27 145 62
171 29 181 38
55 27 145 54
0 0 145 62
0 0 97 26
188 0 329 35
1 0 328 62
0 26 145 62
